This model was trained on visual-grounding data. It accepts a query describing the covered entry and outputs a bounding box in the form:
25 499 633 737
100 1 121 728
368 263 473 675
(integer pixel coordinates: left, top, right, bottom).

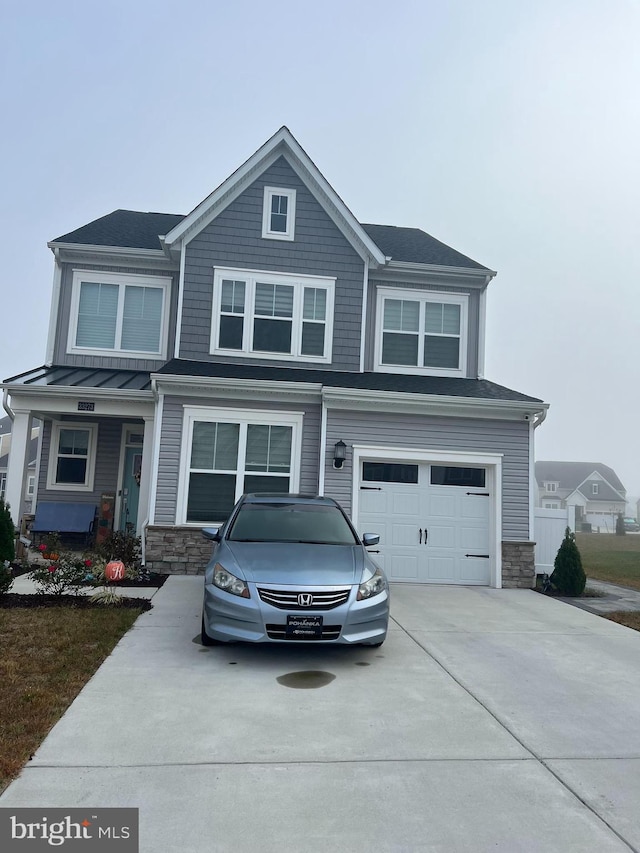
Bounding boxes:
354 448 502 586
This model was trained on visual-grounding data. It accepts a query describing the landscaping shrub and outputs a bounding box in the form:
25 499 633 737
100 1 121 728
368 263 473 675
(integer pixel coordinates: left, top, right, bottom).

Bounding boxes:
551 527 586 596
0 499 15 564
0 561 13 595
616 513 626 536
94 531 141 568
30 553 95 596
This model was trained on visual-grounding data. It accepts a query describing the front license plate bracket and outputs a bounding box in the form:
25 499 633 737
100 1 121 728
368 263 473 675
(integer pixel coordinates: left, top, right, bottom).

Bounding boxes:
286 614 323 639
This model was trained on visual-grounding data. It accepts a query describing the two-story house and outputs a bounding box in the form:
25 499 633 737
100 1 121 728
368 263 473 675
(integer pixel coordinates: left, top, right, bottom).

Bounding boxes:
2 128 547 587
535 461 626 532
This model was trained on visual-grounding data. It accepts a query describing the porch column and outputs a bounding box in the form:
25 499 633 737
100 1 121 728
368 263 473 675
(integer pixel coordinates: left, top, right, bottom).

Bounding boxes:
136 415 155 535
5 409 31 526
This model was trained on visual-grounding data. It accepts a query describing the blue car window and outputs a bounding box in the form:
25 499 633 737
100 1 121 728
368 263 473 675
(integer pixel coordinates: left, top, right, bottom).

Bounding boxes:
228 503 358 545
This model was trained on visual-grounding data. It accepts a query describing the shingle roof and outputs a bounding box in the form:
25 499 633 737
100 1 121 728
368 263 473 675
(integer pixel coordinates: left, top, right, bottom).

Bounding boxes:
535 461 626 495
52 210 185 251
361 224 488 270
51 210 489 270
3 365 152 391
155 359 542 403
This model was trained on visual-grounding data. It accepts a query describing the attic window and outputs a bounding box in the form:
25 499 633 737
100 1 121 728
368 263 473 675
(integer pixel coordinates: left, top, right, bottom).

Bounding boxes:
544 482 558 493
262 187 296 241
592 483 599 495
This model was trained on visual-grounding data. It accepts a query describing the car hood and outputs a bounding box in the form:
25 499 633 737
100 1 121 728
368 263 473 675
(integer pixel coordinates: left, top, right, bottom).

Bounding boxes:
223 541 364 585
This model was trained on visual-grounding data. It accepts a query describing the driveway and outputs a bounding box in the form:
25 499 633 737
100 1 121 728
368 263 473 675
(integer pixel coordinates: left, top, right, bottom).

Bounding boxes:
2 579 640 852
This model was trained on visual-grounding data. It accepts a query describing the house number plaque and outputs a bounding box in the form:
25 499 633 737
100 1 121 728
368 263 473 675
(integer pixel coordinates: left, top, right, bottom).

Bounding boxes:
77 401 95 412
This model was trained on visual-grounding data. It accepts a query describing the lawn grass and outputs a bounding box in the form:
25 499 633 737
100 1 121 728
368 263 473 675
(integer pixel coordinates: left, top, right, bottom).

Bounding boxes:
0 606 142 792
576 533 640 591
604 612 640 632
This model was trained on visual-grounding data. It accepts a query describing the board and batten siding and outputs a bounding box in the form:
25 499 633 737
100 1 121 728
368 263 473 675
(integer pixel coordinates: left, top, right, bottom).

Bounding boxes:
53 261 179 371
323 411 530 540
153 395 322 525
365 278 481 377
37 417 129 505
180 156 365 371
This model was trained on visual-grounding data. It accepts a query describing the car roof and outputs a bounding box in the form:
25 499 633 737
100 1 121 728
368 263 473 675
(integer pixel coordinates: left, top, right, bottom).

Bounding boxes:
241 493 339 507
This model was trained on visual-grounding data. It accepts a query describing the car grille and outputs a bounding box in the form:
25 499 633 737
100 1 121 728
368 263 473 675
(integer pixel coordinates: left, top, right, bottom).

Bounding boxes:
266 624 342 641
257 587 351 610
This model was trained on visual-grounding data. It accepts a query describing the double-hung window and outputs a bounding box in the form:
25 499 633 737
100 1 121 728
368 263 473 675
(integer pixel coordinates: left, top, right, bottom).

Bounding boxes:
69 271 170 358
212 267 334 362
46 422 98 491
262 187 296 240
375 287 467 376
179 407 303 524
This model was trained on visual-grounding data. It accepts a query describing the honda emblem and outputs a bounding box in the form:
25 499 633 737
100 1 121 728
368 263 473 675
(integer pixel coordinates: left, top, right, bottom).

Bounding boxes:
297 593 313 607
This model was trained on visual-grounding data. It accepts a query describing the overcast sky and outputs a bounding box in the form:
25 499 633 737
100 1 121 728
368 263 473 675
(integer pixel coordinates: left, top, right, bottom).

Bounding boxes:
2 0 639 495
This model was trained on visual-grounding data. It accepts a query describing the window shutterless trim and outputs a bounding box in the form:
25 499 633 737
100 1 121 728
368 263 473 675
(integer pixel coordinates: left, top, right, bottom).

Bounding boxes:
373 287 468 377
261 186 296 241
67 270 171 359
176 406 304 526
210 266 335 363
46 421 98 492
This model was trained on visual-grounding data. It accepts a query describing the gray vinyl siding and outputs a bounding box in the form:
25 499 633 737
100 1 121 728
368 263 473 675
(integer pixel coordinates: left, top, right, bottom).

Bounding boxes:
54 262 179 370
180 156 365 370
153 395 322 524
37 417 131 506
365 278 481 377
323 411 530 540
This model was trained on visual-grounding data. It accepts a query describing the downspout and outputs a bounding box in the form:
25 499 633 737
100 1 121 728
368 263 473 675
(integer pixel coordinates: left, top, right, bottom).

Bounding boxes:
140 378 161 566
45 249 62 367
318 394 328 495
173 239 186 359
2 388 14 421
529 408 548 541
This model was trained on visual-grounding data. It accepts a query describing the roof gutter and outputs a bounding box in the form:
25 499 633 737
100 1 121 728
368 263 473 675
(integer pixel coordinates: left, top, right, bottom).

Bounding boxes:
2 388 14 421
383 260 497 282
47 242 168 261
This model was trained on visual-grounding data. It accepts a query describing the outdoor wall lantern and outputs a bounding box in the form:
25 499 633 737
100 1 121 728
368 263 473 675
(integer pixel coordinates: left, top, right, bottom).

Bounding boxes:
333 440 347 470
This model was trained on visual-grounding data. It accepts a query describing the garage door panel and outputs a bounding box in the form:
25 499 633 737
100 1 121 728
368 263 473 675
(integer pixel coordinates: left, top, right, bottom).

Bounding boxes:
359 490 388 514
427 556 456 581
460 526 490 550
461 497 490 520
392 524 419 547
427 495 456 519
389 555 419 580
460 556 491 583
427 525 456 549
392 491 421 517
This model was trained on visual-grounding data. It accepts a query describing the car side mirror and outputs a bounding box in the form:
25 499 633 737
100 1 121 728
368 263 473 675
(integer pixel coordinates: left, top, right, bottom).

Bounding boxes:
201 527 221 541
362 533 380 547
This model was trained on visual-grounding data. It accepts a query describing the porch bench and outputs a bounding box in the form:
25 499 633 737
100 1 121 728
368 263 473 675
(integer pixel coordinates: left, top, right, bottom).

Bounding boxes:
31 502 97 547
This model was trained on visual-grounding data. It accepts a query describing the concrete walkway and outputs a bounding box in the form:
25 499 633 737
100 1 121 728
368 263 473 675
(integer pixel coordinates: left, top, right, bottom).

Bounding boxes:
2 578 640 852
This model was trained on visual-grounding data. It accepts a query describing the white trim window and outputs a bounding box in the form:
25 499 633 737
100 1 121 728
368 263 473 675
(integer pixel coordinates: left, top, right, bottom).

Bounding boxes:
178 407 303 524
68 270 170 358
211 267 334 363
543 501 561 509
46 422 98 491
0 473 6 500
375 287 468 376
592 483 599 495
27 476 35 497
262 187 296 241
544 482 558 493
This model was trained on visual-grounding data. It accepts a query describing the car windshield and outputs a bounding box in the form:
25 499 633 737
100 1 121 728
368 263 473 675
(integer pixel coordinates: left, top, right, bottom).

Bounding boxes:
228 502 359 545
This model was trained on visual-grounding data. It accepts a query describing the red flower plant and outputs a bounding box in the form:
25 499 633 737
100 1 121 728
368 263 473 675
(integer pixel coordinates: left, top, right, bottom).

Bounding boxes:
48 566 57 573
38 543 47 552
84 559 92 567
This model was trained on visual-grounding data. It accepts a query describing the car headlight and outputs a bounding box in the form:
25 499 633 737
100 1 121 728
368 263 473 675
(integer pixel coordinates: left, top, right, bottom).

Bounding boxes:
357 568 386 600
212 563 250 598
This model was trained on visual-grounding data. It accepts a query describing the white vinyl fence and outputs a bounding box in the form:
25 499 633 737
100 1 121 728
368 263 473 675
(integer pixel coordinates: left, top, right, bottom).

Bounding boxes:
534 506 576 575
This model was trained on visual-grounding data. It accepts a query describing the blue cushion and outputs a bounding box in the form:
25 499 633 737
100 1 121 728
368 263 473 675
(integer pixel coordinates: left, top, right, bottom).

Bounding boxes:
32 502 96 533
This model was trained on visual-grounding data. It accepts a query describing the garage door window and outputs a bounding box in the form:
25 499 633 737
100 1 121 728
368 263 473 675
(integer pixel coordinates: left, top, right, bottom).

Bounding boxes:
431 466 485 487
362 462 419 483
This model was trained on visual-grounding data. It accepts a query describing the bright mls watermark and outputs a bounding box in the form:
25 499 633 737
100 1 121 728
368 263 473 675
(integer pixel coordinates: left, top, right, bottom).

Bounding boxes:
0 809 138 851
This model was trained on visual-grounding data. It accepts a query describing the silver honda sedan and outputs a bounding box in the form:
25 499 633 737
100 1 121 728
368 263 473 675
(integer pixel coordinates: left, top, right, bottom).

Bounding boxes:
201 494 389 646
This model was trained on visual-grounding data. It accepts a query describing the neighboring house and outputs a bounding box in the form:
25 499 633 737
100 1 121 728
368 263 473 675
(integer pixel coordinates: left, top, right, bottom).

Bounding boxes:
0 415 40 516
535 461 626 532
1 127 548 587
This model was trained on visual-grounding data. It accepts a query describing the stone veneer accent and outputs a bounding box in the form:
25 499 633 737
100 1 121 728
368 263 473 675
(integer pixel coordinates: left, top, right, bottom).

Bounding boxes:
146 526 537 588
501 541 536 588
145 526 213 575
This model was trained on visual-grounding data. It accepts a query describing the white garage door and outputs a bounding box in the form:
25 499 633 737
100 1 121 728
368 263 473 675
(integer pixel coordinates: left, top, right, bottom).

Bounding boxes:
357 461 492 585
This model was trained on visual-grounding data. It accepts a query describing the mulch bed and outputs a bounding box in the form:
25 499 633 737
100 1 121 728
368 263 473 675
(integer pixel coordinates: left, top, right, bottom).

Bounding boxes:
0 594 153 611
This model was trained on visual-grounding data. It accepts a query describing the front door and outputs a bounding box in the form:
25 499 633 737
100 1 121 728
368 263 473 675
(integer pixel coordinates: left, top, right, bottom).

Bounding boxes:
118 429 144 532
